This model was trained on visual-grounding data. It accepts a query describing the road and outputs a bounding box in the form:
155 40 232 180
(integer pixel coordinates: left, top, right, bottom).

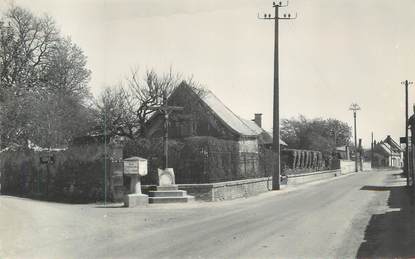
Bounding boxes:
0 169 411 259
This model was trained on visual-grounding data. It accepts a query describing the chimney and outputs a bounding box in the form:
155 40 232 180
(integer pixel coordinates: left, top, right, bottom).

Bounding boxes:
253 113 262 128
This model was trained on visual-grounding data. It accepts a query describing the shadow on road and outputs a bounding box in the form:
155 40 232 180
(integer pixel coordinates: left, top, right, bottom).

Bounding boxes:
357 184 415 258
360 186 393 192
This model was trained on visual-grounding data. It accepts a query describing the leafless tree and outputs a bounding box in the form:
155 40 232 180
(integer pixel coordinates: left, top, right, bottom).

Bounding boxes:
127 68 182 136
93 68 204 139
0 6 59 91
93 85 138 139
0 5 92 148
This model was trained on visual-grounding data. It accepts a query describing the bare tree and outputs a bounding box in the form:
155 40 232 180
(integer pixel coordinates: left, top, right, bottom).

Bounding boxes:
0 5 92 148
93 85 138 139
127 68 182 136
93 68 204 139
0 6 59 91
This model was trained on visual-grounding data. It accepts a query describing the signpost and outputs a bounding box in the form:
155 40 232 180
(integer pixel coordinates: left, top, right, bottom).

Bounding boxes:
123 157 148 207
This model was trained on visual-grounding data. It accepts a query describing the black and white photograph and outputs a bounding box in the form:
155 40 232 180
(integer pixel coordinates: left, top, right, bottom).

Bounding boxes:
0 0 414 258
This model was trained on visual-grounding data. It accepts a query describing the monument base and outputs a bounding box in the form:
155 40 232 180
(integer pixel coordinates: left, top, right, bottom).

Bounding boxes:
148 185 194 204
124 193 148 207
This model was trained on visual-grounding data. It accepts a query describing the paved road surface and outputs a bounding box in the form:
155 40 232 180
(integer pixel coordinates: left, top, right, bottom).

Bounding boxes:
0 169 409 258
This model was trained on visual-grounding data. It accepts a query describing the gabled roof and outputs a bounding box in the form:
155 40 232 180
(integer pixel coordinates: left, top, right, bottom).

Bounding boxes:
377 141 401 157
201 90 259 137
384 135 403 152
241 118 287 146
374 142 390 157
166 83 287 144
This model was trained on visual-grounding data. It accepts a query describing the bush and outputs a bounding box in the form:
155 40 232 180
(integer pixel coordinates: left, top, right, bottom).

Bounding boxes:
0 144 113 203
124 136 244 184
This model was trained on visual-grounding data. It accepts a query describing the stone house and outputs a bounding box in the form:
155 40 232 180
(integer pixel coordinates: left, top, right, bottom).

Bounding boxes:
145 82 287 183
372 135 403 168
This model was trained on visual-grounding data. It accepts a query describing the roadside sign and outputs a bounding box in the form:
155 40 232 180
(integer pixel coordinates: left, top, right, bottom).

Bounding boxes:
124 157 148 176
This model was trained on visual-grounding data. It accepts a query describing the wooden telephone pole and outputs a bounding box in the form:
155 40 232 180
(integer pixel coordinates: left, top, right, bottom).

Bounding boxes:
258 1 296 190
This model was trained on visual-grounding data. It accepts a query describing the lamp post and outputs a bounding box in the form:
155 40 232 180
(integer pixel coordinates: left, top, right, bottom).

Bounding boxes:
349 103 361 172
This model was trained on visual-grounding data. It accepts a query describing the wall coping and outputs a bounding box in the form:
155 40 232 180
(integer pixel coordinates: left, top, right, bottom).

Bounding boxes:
178 177 272 188
146 169 341 188
287 169 340 178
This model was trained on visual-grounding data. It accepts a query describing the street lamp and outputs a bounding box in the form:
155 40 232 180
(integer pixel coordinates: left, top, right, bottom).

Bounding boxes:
349 103 361 172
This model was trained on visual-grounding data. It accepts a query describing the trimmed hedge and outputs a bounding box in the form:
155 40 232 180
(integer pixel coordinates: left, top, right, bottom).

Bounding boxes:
0 144 111 203
124 136 245 184
123 136 340 184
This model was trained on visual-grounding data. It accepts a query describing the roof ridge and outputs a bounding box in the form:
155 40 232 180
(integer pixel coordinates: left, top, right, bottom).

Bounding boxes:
238 115 262 135
200 90 258 136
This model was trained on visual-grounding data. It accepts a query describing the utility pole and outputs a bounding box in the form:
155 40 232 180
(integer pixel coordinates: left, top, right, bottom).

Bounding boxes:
371 132 374 168
402 80 413 186
349 103 361 173
149 92 183 169
258 1 296 190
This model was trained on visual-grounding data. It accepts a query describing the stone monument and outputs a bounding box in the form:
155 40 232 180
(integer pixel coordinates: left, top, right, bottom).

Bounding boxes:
148 168 194 204
123 157 149 207
158 168 175 186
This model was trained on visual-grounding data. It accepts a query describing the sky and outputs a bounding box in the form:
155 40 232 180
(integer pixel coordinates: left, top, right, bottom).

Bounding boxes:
2 0 415 147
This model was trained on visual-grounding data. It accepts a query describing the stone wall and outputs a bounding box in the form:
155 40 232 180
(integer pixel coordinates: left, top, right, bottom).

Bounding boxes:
287 170 340 185
238 138 259 153
142 169 342 202
340 160 356 174
340 159 372 173
362 162 372 171
177 177 272 201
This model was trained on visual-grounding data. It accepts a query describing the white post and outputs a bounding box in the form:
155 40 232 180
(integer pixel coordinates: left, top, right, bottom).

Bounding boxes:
135 175 142 194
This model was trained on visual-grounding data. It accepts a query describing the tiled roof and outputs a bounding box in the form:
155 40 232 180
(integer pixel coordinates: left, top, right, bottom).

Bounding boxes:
384 136 403 152
240 119 287 146
201 90 258 137
202 90 287 145
379 142 401 156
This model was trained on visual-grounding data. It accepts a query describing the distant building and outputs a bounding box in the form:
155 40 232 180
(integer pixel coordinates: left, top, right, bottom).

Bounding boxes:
372 135 403 168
